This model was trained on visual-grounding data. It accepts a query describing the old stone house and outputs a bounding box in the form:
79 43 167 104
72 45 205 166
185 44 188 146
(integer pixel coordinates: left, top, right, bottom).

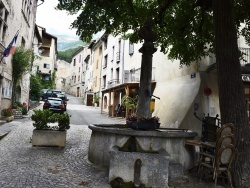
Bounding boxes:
0 0 40 113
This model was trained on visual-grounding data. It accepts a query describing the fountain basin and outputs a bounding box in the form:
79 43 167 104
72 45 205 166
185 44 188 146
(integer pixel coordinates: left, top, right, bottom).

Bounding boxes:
88 124 197 173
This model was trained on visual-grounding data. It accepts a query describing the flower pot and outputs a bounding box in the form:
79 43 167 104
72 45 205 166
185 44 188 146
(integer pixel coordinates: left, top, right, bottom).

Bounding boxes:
5 115 14 122
131 121 160 130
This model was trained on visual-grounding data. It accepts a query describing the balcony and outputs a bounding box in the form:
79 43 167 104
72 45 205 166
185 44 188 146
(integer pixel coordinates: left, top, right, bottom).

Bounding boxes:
116 52 120 63
107 79 121 89
124 67 156 83
239 47 250 66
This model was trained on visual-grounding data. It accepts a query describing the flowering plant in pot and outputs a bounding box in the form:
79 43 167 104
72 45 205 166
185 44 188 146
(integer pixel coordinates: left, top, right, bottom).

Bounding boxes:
2 108 14 122
126 114 160 130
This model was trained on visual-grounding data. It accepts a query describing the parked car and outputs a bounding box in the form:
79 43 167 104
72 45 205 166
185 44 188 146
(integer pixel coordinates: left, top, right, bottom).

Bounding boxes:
43 97 65 114
40 89 48 100
56 93 69 111
41 89 62 101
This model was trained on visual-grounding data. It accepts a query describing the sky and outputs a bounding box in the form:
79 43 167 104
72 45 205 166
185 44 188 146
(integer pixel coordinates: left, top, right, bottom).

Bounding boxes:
36 0 78 37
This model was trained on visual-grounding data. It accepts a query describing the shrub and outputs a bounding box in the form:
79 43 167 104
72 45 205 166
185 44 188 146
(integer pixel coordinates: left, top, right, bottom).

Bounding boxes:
31 109 70 131
2 108 13 117
22 107 28 115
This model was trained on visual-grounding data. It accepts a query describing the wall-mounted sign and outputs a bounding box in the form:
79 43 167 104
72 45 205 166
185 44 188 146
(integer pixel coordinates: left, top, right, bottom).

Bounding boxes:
242 74 250 82
191 73 196 79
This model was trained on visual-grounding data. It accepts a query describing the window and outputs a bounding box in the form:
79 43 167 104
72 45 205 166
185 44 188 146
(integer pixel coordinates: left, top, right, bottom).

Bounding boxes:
96 60 98 69
22 0 32 24
44 75 50 81
111 46 114 62
95 76 97 86
78 75 80 81
79 67 80 72
43 63 50 69
116 68 120 81
2 79 12 98
21 37 26 47
74 76 76 83
0 2 8 44
129 42 134 55
111 68 113 80
73 59 76 66
99 46 102 56
103 75 106 88
104 38 107 50
103 55 107 68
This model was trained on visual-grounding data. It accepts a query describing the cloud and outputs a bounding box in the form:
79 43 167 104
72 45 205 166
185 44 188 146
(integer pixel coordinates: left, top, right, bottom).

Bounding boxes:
36 0 78 37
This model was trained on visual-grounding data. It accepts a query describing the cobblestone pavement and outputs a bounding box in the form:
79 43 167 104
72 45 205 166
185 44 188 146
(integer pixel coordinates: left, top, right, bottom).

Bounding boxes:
0 108 230 188
0 119 111 188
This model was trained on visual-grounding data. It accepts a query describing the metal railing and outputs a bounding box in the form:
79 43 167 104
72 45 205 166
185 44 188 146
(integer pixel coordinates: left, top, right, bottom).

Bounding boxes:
239 47 250 66
116 52 120 63
107 79 121 89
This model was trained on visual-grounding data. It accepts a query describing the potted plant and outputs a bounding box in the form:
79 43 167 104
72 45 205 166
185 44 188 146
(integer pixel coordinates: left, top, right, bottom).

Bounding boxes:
93 95 100 107
2 108 14 122
121 95 138 115
31 109 70 147
126 113 160 130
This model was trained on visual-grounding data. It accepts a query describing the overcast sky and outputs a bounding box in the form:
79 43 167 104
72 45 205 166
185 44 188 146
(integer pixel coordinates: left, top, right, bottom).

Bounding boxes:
36 0 78 37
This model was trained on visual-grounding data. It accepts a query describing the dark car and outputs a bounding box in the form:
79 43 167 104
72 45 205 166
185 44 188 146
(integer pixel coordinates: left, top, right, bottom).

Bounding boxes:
40 89 48 100
56 93 69 111
41 89 62 101
43 97 65 114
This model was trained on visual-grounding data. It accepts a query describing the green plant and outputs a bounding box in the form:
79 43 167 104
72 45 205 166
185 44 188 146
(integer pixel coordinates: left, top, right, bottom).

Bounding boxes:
31 110 52 130
2 108 13 117
22 107 28 115
31 109 70 131
12 47 34 105
121 95 138 114
127 113 159 123
93 95 100 103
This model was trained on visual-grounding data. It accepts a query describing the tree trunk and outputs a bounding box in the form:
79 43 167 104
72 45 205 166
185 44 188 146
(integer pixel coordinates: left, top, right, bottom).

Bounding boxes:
213 0 250 187
137 42 157 118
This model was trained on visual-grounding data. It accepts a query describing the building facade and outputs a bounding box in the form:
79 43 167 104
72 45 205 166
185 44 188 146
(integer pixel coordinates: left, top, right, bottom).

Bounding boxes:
55 60 70 92
0 0 39 112
32 26 57 83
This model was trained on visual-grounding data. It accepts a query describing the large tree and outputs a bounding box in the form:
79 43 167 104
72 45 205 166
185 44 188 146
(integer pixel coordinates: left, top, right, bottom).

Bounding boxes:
57 0 250 186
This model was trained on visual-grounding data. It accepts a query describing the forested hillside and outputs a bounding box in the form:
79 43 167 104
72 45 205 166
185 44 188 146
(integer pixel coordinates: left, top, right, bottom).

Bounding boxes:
57 46 83 63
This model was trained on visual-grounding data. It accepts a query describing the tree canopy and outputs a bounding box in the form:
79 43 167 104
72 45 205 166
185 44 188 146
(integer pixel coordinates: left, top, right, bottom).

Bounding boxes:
58 0 250 66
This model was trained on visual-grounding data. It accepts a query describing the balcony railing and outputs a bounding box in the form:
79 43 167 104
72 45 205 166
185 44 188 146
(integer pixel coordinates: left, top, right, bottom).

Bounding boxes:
124 67 156 83
116 52 120 63
239 47 250 66
107 79 121 89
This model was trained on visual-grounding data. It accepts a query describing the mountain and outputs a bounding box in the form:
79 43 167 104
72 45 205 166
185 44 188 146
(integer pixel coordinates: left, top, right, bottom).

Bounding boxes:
56 35 87 51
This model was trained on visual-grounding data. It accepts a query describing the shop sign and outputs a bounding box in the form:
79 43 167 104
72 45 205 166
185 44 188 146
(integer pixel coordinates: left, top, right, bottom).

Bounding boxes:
242 74 250 82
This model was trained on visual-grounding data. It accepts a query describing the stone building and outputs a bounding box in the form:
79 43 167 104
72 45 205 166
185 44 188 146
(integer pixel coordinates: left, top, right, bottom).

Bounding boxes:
32 26 57 84
55 60 70 92
0 0 40 112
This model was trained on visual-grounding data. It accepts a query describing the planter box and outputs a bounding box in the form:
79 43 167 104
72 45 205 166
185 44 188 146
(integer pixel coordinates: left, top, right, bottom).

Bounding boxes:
32 129 66 147
131 121 160 130
5 115 14 122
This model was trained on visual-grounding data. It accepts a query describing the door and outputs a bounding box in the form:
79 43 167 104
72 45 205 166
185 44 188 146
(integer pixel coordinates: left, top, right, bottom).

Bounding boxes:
87 94 93 106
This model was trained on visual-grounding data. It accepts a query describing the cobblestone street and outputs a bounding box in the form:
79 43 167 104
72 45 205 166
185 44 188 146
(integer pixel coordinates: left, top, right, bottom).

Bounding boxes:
0 119 111 188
